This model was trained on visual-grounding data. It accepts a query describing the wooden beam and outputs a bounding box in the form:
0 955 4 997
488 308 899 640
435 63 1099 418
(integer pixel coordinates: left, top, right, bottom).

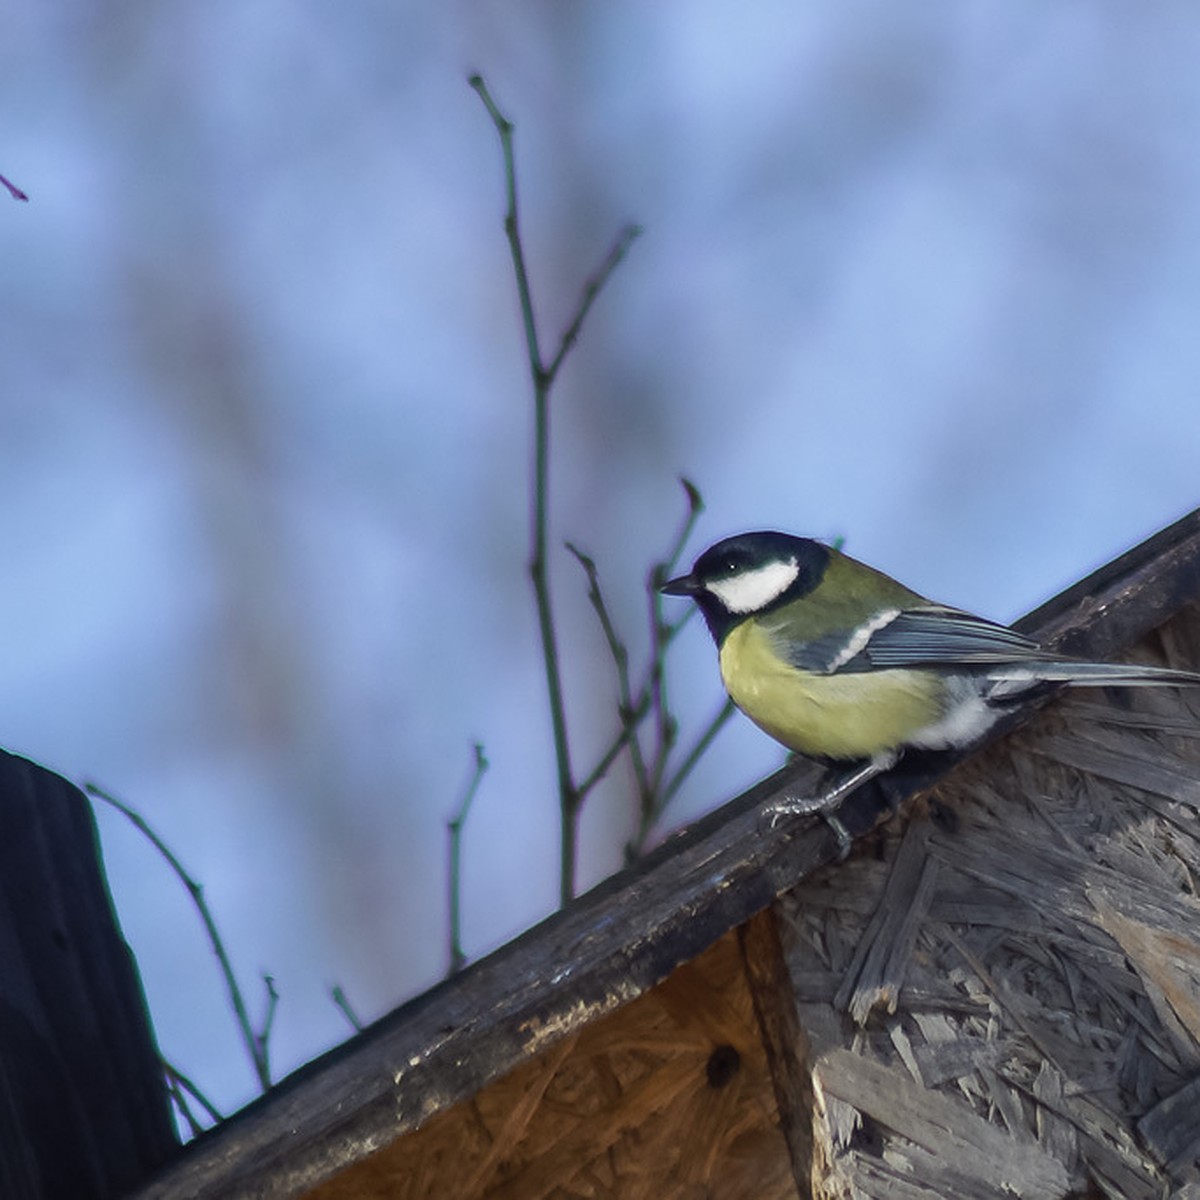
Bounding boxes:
739 907 814 1198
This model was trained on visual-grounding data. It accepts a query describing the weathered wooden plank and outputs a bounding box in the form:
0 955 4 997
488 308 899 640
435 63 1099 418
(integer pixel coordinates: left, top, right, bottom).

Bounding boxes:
815 1048 1070 1199
738 906 814 1197
910 1034 1009 1089
1139 1076 1200 1189
1031 732 1200 809
832 818 938 1022
1089 895 1200 1067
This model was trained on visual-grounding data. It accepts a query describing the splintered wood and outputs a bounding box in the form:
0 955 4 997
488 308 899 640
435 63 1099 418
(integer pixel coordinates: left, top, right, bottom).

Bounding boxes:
782 604 1200 1199
305 929 798 1200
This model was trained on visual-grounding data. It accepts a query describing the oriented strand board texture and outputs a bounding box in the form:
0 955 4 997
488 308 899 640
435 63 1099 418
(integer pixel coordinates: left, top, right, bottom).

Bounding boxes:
306 931 798 1200
781 603 1200 1199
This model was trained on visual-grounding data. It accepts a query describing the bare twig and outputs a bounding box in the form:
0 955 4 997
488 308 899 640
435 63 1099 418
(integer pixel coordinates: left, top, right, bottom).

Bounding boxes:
254 974 279 1082
470 73 641 905
566 480 734 859
85 782 274 1092
547 224 643 381
0 171 27 202
447 742 490 974
629 698 736 857
628 478 708 838
330 984 364 1032
662 698 737 809
566 541 653 803
163 1060 223 1135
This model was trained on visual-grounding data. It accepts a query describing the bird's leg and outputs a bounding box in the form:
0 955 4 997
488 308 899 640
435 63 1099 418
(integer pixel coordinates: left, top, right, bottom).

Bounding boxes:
763 751 900 859
767 751 899 819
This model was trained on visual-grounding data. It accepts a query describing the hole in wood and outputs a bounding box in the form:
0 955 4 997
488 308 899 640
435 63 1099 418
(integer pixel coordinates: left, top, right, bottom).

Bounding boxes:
705 1043 741 1089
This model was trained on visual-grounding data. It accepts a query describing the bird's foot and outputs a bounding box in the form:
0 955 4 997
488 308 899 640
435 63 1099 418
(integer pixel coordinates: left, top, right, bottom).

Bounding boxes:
766 801 853 859
823 811 853 860
762 751 899 860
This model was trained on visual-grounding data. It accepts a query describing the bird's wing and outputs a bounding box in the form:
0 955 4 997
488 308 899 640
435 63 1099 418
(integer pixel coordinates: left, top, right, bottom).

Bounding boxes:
778 605 1060 674
775 604 1200 691
857 606 1057 669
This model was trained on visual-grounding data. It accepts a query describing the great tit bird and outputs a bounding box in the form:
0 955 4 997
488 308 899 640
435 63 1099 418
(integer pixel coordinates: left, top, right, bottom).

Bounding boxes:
662 531 1200 838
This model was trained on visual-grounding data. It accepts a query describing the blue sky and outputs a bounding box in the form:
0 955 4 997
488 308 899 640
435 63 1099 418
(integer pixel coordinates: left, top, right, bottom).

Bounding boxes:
2 2 1199 1123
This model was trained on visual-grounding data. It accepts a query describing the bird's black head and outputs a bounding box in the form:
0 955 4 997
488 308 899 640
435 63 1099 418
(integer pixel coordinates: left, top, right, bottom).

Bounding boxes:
660 531 830 642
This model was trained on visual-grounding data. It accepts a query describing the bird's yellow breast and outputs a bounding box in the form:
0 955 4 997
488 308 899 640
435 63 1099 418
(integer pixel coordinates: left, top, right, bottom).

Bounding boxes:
718 618 945 760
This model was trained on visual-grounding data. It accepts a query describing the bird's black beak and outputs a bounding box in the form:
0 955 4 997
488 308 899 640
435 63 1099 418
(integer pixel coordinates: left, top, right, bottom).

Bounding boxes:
660 572 700 596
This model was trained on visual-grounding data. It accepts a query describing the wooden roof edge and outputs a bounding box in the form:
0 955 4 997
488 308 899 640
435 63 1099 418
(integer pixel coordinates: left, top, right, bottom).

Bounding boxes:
1015 503 1200 653
134 506 1200 1200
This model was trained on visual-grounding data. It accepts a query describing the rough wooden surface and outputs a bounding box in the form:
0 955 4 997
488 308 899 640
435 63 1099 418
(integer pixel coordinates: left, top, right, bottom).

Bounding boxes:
0 752 178 1199
133 507 1200 1199
304 930 798 1200
739 907 817 1192
782 603 1200 1198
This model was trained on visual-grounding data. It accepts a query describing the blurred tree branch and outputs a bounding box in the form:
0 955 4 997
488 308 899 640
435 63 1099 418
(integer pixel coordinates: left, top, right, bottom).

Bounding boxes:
470 73 642 904
87 781 275 1097
0 170 27 201
447 742 489 975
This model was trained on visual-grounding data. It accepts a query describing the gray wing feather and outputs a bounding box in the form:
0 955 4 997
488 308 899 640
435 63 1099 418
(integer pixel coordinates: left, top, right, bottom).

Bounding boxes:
774 604 1200 688
781 630 869 674
773 606 1055 675
858 607 1057 669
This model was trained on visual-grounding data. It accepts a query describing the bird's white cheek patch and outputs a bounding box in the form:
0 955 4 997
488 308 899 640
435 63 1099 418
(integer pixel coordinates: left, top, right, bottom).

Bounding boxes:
706 559 800 614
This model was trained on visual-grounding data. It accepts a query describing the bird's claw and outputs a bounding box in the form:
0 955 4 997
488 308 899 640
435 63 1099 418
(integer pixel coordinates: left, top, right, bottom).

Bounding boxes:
762 798 853 859
762 752 899 857
825 812 853 860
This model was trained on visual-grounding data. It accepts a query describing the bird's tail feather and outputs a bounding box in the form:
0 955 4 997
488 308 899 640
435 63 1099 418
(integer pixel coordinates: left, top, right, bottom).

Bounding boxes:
991 661 1200 689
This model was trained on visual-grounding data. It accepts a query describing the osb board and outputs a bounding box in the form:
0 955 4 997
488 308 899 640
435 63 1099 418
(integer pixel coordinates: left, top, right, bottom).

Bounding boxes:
781 603 1200 1200
304 928 799 1200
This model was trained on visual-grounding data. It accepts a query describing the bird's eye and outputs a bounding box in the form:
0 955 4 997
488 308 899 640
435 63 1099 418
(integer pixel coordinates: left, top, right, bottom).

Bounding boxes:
721 559 739 575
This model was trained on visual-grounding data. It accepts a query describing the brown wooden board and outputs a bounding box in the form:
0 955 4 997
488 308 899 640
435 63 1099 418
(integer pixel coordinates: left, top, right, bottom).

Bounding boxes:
134 507 1200 1199
302 929 799 1200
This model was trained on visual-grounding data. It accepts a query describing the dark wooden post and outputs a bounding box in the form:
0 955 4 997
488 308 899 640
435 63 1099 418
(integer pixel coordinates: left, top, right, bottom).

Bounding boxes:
0 751 177 1198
